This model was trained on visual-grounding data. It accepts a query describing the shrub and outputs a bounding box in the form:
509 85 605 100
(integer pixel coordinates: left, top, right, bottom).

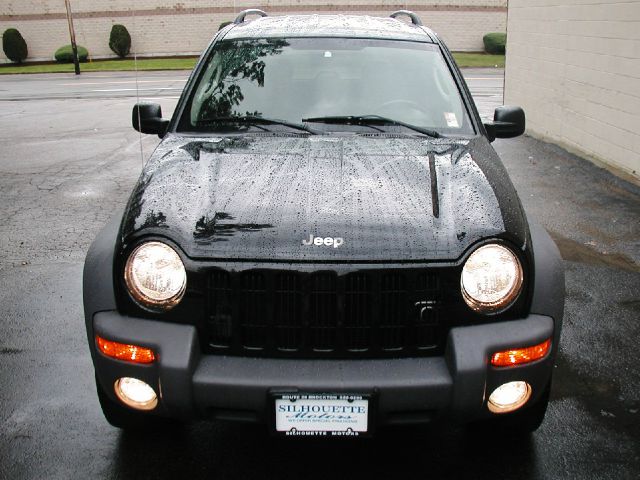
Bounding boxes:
483 32 506 54
218 21 232 31
2 28 28 63
109 24 131 58
54 44 89 63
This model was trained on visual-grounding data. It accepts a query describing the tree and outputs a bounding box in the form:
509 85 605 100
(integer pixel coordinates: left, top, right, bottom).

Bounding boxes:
3 28 28 63
109 24 131 58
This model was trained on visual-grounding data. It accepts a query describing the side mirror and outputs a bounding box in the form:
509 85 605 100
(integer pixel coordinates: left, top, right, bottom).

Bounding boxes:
484 106 525 142
132 103 169 138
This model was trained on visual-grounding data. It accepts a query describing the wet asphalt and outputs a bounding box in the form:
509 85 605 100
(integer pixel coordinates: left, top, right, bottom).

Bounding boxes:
0 70 638 479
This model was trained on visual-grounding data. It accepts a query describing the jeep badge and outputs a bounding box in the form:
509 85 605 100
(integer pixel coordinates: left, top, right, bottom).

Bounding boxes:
302 234 344 248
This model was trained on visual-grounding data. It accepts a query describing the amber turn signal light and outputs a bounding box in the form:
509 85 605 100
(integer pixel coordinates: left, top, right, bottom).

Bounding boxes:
491 338 551 367
96 336 156 364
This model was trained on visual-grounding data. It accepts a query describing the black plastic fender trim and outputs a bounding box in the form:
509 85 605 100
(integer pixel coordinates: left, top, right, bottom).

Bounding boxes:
528 221 565 342
93 312 200 419
83 212 122 363
445 315 554 420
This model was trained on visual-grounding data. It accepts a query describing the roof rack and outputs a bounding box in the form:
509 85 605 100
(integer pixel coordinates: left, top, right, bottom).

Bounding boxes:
234 9 268 24
389 10 423 26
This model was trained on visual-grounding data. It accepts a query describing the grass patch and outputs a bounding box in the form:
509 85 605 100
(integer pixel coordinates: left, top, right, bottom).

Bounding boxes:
0 57 198 74
452 52 504 68
0 52 503 74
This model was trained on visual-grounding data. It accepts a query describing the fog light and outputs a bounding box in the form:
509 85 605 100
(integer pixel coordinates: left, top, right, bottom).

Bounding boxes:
114 377 158 411
488 381 531 414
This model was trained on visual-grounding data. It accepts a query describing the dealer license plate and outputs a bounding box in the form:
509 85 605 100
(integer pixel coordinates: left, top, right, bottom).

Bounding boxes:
274 393 369 436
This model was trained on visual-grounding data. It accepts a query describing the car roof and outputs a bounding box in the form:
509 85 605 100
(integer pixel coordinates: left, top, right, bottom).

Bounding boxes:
223 14 437 43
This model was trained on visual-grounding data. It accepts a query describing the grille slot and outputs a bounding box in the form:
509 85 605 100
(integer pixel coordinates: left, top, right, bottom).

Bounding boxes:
207 271 233 348
238 272 267 349
380 273 407 350
309 272 338 351
205 268 445 358
415 273 440 349
274 273 302 351
344 273 372 351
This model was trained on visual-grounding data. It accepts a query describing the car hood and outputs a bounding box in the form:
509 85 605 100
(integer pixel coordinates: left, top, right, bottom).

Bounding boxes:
120 134 527 262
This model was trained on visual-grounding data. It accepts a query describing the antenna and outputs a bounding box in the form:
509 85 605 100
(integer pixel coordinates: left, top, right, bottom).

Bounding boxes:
132 6 144 170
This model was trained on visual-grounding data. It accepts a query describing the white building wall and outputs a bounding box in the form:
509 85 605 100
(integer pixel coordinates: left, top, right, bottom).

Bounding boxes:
0 1 507 61
504 0 640 182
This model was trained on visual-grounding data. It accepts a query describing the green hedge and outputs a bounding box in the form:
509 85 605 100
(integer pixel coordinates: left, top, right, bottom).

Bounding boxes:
483 32 506 55
109 24 131 58
3 28 28 63
54 44 89 63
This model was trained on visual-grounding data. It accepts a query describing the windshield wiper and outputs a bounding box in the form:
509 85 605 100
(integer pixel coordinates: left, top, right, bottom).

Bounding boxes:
197 115 319 135
302 115 440 138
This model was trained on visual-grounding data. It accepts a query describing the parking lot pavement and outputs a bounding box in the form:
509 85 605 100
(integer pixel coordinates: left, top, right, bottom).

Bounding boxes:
0 71 638 480
462 67 504 120
0 70 188 101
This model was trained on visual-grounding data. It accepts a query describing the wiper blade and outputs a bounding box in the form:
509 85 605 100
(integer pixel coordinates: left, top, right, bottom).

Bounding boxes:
198 115 319 134
301 115 385 133
302 115 440 138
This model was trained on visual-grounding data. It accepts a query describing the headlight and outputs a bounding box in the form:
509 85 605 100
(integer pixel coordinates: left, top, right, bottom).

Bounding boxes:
124 241 186 310
461 243 523 314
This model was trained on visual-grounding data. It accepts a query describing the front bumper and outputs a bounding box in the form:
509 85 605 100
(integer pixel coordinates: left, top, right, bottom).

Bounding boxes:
92 311 556 427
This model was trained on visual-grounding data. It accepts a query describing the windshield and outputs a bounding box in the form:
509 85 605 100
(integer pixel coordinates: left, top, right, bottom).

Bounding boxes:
180 37 474 135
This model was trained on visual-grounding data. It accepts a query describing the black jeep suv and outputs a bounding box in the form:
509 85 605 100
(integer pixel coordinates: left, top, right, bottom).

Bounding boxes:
84 10 564 436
